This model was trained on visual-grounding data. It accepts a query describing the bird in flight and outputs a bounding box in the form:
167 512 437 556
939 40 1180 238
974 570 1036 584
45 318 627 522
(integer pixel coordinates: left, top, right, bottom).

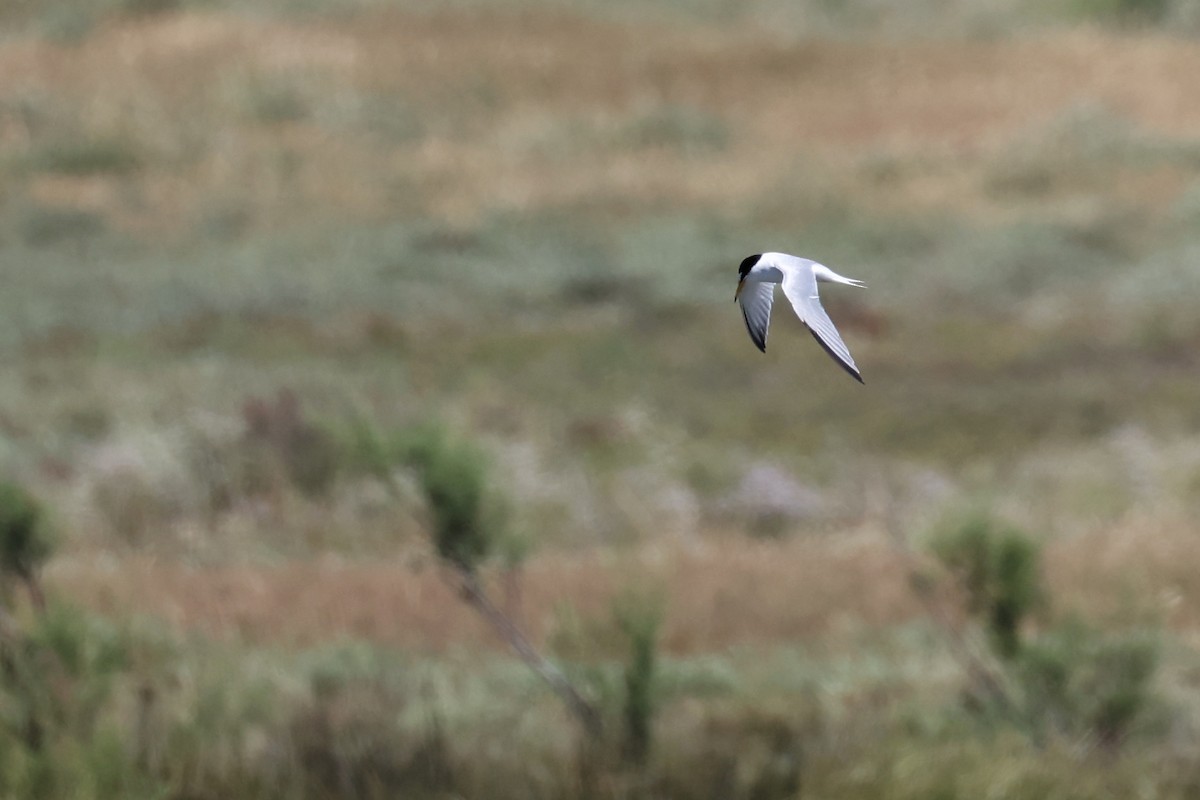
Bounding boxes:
734 252 867 383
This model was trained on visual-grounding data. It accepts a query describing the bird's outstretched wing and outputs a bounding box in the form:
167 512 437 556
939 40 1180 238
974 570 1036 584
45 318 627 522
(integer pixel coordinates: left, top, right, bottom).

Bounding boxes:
738 281 776 353
781 266 863 383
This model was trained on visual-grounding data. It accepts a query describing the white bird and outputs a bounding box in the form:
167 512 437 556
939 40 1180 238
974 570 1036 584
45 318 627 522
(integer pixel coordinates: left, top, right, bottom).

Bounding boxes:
734 252 867 383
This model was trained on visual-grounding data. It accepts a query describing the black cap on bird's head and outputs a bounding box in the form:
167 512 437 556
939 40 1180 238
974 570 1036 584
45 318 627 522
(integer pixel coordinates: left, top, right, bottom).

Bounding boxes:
738 254 762 279
735 253 762 301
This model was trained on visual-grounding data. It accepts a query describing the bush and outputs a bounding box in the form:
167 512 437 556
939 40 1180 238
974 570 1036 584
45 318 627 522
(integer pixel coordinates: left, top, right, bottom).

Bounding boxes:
402 424 505 571
1018 620 1160 748
615 594 663 766
925 510 1161 748
929 511 1041 659
0 603 150 800
0 482 54 599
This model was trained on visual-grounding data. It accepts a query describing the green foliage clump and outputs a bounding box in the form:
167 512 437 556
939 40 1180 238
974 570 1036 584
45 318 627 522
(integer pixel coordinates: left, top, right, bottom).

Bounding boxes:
929 511 1041 659
28 601 128 680
402 423 505 572
0 482 53 586
1018 620 1160 747
0 604 152 800
615 593 663 766
926 509 1161 748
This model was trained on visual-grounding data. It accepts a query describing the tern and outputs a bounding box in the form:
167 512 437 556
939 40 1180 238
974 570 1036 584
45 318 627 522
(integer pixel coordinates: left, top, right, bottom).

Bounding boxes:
734 253 867 383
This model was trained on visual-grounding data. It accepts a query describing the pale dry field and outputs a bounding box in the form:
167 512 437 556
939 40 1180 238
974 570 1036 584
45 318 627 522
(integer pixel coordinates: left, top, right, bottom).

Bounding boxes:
6 10 1200 230
44 510 1200 654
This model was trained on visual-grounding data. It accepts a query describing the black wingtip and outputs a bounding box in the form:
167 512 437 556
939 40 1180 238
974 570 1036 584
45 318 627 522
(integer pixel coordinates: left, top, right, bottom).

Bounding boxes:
807 328 863 384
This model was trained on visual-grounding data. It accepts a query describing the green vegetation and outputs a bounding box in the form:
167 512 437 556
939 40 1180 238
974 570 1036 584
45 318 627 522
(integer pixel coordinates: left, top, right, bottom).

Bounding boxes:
616 592 663 766
929 511 1043 661
1018 620 1160 747
403 423 500 570
0 482 53 611
924 511 1162 749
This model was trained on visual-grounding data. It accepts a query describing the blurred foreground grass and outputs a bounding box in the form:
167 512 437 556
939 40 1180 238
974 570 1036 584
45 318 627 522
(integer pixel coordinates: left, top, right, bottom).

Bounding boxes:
6 603 1200 800
4 0 1200 796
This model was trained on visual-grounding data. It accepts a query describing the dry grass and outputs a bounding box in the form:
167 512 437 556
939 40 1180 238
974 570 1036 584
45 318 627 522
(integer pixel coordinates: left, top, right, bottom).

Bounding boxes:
5 10 1200 235
1046 512 1200 634
47 508 1200 654
47 528 913 653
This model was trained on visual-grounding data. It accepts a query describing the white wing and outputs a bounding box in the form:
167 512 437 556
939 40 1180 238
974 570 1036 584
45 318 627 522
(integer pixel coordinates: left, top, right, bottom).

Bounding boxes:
738 281 775 353
781 263 863 383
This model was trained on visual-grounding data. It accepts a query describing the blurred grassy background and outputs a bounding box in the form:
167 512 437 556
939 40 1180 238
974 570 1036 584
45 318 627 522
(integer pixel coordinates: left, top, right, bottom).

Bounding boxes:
4 0 1200 797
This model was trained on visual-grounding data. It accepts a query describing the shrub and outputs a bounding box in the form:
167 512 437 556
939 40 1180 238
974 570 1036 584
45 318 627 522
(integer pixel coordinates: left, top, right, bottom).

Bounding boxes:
929 511 1041 660
0 482 54 608
400 422 600 737
925 509 1161 748
402 424 504 571
615 594 663 766
0 603 148 799
1018 620 1160 748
